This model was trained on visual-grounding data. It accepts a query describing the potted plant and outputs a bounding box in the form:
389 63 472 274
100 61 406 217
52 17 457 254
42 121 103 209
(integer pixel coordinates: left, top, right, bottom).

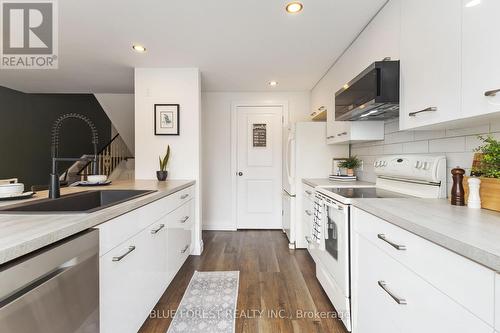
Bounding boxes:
338 156 362 177
464 136 500 211
157 145 170 181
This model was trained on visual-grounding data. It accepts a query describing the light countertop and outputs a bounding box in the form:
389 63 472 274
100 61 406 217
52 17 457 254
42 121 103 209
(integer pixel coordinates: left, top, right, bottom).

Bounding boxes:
0 180 195 265
302 178 375 188
352 198 500 273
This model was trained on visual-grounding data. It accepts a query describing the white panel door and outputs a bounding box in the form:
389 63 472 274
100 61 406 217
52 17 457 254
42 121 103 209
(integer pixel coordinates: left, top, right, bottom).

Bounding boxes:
399 0 462 130
237 106 282 229
462 0 500 118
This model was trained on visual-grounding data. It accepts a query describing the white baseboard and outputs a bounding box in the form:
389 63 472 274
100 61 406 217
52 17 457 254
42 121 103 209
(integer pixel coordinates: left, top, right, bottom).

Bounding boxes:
202 224 237 231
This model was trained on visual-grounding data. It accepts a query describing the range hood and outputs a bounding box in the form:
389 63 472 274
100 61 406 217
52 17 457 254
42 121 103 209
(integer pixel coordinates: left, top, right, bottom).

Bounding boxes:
335 60 400 121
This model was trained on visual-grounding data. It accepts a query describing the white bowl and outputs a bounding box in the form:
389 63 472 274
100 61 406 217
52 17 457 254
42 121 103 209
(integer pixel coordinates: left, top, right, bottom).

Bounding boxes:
0 183 24 195
87 175 108 184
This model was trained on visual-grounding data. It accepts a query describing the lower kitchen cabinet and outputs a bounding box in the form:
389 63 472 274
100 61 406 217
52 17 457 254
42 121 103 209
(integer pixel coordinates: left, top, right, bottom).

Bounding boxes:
351 207 496 333
99 187 194 333
100 219 167 333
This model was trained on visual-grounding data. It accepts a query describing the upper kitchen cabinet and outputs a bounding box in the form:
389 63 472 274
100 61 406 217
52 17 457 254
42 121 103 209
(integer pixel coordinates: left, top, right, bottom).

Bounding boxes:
462 0 500 118
399 0 462 130
327 121 384 145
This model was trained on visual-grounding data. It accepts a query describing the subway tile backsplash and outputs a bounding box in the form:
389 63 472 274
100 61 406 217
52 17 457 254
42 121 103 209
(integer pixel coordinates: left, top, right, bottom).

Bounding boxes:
351 118 500 188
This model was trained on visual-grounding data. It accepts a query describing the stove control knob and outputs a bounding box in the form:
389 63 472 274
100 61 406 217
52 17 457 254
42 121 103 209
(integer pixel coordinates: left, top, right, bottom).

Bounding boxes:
415 161 422 169
383 161 388 166
423 162 430 170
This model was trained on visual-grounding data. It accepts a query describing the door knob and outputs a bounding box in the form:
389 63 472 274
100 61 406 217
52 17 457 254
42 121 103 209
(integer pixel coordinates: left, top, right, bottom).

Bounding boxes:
238 172 243 176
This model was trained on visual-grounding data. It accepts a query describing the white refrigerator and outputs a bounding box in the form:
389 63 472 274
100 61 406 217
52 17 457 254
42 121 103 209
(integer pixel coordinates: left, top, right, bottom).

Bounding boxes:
282 122 348 248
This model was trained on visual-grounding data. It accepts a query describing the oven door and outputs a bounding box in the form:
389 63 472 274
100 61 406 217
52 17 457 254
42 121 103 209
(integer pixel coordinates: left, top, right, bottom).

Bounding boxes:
316 199 350 297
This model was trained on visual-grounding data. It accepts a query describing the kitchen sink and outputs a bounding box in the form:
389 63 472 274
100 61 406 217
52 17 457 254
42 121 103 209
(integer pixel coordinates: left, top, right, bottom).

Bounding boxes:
0 190 156 214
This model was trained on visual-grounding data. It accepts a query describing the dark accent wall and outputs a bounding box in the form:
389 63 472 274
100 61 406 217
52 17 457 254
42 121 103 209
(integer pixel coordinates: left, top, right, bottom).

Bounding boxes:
0 86 111 190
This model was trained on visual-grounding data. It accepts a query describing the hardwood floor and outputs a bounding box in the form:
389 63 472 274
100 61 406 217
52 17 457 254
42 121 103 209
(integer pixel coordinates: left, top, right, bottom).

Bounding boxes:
139 230 348 333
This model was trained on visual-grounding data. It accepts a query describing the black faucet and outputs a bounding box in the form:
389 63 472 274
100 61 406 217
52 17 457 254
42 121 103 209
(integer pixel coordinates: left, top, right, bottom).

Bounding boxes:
49 113 99 199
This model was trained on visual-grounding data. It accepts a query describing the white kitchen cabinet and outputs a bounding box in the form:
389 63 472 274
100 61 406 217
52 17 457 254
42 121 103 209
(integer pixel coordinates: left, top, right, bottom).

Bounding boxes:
399 0 462 130
351 232 493 333
100 219 167 333
327 121 384 144
166 200 194 283
352 207 495 325
302 184 314 252
99 185 195 333
462 0 500 118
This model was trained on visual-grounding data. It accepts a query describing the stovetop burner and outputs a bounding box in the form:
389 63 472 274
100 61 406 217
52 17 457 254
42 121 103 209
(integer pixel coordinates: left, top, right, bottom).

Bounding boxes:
322 187 410 199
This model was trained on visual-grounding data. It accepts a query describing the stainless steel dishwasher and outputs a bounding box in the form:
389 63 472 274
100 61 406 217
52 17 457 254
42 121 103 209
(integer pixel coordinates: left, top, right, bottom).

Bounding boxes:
0 229 99 333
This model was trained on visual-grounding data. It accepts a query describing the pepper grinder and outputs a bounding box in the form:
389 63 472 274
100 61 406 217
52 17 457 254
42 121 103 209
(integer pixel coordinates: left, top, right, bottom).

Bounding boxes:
451 167 465 206
467 177 481 209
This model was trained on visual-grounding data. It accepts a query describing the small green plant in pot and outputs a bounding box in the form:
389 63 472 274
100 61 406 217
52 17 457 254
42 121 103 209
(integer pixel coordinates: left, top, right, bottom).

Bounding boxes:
338 156 362 177
472 136 500 178
467 135 500 212
157 145 171 181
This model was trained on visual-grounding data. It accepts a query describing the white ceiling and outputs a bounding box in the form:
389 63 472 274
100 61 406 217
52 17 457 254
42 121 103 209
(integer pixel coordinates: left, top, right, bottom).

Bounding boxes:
0 0 387 93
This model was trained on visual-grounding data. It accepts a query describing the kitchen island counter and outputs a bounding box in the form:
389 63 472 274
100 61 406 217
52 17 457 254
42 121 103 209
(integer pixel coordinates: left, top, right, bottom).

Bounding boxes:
0 180 195 265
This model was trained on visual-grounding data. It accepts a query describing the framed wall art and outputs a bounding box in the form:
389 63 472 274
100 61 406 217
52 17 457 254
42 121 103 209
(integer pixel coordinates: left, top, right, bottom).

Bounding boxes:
154 104 180 135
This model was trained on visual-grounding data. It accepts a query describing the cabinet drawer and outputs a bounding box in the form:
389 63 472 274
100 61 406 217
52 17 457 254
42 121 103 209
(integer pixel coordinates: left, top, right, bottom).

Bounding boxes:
100 220 167 333
166 200 193 228
352 207 495 325
303 184 315 200
352 233 492 333
98 185 194 255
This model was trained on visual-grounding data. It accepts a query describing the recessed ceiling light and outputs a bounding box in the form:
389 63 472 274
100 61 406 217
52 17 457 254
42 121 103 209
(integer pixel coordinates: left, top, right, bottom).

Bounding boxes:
269 81 278 87
286 2 303 14
465 0 481 7
132 44 147 53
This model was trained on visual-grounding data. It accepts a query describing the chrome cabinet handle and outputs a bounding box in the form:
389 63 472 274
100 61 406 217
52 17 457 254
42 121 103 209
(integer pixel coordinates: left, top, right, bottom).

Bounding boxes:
378 281 407 305
305 190 312 195
305 236 311 244
305 210 312 216
377 234 406 250
409 107 437 117
180 194 189 200
112 246 136 262
151 224 165 234
180 216 190 223
337 132 348 136
485 89 500 97
327 136 335 139
181 245 189 253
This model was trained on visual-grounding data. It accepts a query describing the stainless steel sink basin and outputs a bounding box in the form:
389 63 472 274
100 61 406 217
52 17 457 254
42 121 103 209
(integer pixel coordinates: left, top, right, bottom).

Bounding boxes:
0 190 156 214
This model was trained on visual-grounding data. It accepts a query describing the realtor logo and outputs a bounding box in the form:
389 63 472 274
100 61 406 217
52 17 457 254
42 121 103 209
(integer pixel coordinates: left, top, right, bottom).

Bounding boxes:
1 0 58 69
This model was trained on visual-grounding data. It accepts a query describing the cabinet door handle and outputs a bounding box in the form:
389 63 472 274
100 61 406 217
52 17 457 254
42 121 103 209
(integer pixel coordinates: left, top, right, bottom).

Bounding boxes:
151 224 165 234
305 190 312 195
305 210 312 216
305 236 311 244
180 216 190 223
378 281 407 305
112 246 136 262
409 107 437 117
337 132 347 136
327 136 335 139
377 234 406 250
181 245 189 253
180 194 189 200
485 89 500 97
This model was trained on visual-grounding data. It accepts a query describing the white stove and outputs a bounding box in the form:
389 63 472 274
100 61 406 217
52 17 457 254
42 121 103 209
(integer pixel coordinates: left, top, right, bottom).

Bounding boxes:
311 155 447 332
